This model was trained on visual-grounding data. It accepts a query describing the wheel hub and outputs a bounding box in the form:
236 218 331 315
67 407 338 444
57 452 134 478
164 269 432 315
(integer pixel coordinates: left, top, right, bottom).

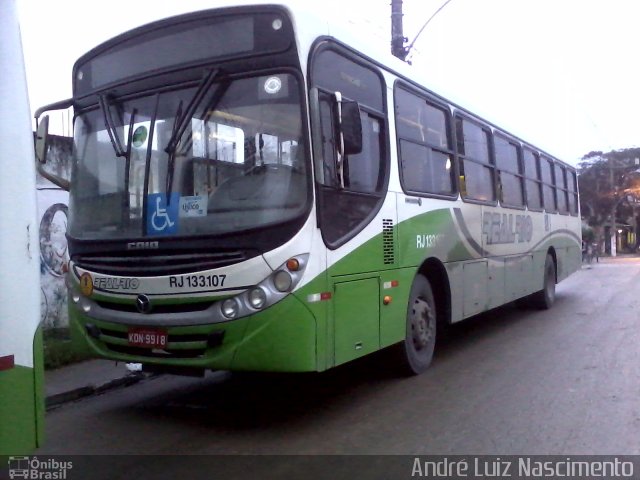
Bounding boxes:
411 297 434 350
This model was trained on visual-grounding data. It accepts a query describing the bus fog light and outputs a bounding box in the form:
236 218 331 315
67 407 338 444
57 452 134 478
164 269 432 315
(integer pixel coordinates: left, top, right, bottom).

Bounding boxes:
81 303 91 313
72 292 81 304
273 270 293 292
248 288 267 309
221 299 239 319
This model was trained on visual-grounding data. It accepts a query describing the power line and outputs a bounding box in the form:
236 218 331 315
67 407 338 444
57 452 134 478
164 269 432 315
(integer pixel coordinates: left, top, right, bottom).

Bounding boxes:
405 0 455 59
392 0 456 62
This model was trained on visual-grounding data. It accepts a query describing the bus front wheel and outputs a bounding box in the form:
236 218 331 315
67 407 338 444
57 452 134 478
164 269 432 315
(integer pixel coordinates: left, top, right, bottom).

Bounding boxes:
395 274 437 375
530 253 556 309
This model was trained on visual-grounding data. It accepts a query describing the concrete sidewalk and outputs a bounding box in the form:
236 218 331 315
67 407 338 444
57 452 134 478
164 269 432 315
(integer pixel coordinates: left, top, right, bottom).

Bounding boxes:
45 359 146 409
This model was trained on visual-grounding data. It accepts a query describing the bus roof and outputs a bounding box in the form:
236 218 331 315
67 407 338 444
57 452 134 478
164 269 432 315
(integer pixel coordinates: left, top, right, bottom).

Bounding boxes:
72 1 572 170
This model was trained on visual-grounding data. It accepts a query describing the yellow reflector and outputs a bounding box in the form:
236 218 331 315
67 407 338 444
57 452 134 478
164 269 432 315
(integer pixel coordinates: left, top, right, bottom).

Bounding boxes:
79 273 93 297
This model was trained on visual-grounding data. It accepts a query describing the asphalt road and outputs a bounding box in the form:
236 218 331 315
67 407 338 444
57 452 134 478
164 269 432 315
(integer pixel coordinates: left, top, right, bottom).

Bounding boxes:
38 258 640 460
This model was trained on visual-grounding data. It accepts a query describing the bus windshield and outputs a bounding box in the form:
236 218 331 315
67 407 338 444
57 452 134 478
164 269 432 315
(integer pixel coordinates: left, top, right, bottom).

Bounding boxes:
68 73 308 240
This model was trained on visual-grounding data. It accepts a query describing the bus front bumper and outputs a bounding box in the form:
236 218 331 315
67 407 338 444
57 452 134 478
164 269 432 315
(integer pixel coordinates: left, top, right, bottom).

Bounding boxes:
70 293 318 373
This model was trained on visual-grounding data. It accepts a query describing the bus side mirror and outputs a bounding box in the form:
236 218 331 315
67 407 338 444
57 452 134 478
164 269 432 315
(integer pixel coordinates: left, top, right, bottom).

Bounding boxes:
34 114 70 191
35 115 49 164
33 99 74 191
340 100 362 156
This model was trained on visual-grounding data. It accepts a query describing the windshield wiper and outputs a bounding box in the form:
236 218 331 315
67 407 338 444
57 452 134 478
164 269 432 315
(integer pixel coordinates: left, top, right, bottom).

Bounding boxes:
99 94 127 158
164 69 219 202
98 94 137 222
122 108 137 219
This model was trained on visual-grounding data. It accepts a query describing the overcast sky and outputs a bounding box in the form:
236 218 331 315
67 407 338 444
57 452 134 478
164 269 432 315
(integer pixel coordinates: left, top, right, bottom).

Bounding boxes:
17 0 640 165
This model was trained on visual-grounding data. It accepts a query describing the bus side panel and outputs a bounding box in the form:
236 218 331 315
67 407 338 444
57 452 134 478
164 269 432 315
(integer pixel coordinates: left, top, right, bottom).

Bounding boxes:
324 193 399 367
333 277 379 365
462 260 488 317
556 214 582 281
0 328 44 457
504 254 534 303
0 0 44 456
487 259 506 310
379 267 417 349
0 367 38 456
397 204 474 267
563 243 582 280
231 295 317 372
445 262 464 323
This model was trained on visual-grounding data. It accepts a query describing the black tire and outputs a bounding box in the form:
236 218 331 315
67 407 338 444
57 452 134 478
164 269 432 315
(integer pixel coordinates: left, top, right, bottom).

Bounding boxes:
530 253 556 310
394 274 437 375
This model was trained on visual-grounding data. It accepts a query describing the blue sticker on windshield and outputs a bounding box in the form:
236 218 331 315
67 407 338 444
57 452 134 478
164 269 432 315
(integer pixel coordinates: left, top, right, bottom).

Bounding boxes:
147 193 179 236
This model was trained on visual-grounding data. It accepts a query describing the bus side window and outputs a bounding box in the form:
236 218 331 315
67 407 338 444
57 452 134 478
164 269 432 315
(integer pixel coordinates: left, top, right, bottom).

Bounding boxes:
343 112 383 193
523 148 543 211
555 163 569 214
568 170 578 215
540 157 556 212
395 86 455 197
455 116 495 202
494 134 524 208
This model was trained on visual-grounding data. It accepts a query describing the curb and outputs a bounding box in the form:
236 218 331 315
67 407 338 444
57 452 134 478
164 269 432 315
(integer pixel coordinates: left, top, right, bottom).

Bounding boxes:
45 373 146 410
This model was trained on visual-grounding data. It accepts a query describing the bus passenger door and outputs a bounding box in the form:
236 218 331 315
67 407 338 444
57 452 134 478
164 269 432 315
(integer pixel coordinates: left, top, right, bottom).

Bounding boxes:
315 97 394 365
309 46 392 367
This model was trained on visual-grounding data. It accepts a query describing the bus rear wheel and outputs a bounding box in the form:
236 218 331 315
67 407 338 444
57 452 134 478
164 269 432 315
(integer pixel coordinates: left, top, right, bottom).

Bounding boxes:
395 274 437 375
530 253 556 309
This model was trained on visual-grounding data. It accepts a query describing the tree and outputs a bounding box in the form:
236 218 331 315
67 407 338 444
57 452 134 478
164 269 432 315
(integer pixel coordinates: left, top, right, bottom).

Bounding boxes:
578 148 640 251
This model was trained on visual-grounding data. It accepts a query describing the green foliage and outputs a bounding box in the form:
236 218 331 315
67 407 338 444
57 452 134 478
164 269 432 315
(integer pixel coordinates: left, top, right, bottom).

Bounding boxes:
43 329 92 370
581 226 595 243
578 148 640 230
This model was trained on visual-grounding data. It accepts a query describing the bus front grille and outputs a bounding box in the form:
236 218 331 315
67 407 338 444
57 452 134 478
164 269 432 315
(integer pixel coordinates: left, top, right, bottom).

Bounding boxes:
73 251 246 276
95 300 215 314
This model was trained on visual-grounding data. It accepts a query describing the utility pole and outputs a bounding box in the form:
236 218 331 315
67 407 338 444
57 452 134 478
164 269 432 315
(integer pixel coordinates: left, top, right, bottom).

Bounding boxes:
391 0 408 61
391 0 456 63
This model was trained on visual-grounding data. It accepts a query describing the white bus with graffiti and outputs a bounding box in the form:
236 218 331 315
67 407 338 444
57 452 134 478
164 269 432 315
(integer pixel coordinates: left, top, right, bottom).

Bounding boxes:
35 2 581 378
0 0 44 455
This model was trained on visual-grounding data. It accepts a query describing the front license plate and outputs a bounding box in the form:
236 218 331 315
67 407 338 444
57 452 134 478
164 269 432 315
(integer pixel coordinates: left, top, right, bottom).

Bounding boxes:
127 328 168 349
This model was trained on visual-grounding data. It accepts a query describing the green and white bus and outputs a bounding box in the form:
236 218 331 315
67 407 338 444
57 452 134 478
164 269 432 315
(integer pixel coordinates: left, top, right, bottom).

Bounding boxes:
35 2 581 377
1 0 44 455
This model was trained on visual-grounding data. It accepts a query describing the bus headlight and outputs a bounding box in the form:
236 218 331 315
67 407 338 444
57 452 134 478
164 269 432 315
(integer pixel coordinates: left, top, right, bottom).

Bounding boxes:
248 288 267 309
221 298 239 319
213 254 308 323
273 270 293 292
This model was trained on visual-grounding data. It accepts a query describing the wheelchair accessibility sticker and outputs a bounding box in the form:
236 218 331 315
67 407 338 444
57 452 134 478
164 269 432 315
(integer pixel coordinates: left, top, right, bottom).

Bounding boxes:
147 193 179 235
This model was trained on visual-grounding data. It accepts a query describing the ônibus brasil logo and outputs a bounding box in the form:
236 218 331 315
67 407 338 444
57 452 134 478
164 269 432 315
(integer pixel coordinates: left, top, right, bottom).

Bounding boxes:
7 456 72 479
